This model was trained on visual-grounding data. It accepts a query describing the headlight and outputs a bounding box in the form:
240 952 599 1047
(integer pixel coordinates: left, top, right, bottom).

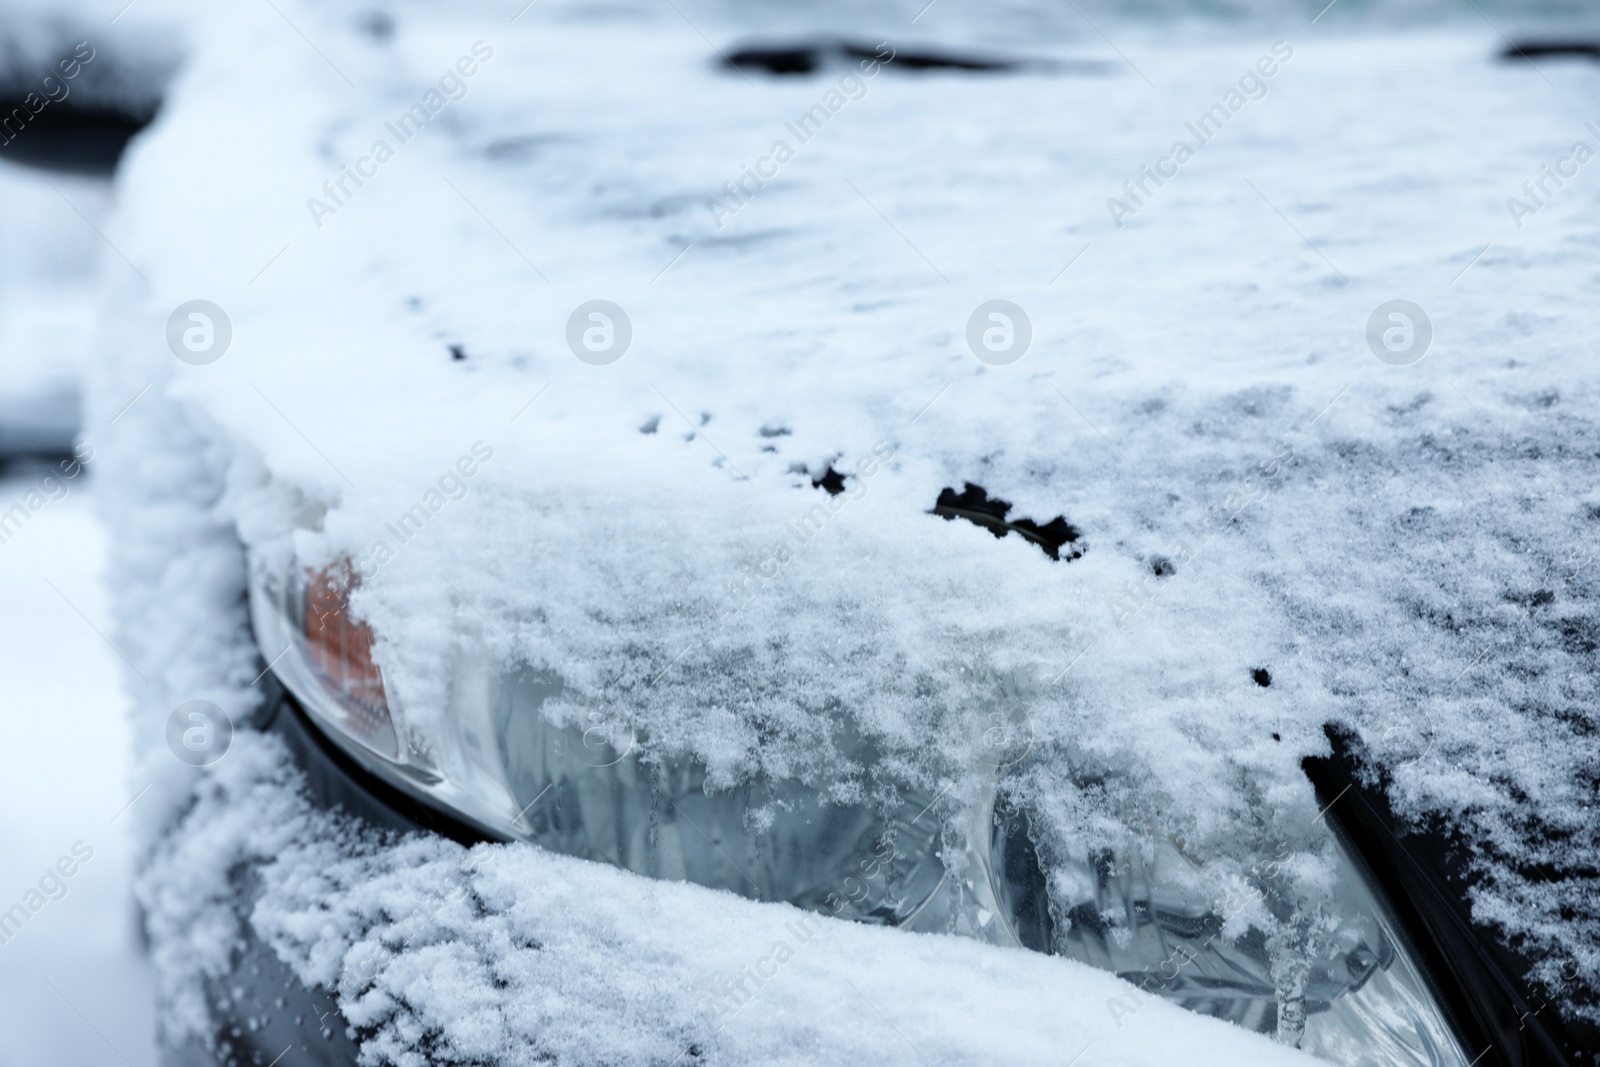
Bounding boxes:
990 803 1468 1066
250 549 1469 1066
250 551 950 926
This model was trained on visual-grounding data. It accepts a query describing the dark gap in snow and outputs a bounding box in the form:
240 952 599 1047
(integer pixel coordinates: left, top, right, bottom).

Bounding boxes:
1252 668 1272 687
483 135 566 163
0 96 152 176
840 42 1016 72
449 344 466 361
722 39 1036 78
1387 393 1432 418
1500 41 1600 61
639 415 660 434
1151 555 1177 577
931 482 1084 561
357 10 395 41
813 467 847 495
1507 589 1555 610
759 424 791 438
1557 616 1598 654
724 44 819 76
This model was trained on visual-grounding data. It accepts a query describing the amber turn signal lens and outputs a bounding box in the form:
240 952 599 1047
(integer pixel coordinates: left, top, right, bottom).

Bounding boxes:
299 561 398 758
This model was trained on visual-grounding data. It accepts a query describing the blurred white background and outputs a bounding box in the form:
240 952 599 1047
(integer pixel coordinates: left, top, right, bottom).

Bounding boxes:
0 148 156 1065
0 464 155 1066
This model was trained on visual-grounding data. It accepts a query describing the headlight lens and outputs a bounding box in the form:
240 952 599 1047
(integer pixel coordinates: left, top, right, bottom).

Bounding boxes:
251 550 1468 1066
250 552 953 926
990 804 1468 1066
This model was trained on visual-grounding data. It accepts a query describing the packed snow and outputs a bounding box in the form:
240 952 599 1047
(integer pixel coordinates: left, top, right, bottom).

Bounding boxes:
87 0 1600 1061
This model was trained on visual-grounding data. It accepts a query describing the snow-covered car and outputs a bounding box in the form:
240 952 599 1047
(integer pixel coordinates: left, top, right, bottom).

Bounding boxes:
90 0 1600 1064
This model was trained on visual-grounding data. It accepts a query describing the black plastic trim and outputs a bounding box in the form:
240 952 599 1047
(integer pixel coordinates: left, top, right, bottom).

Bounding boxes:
260 682 491 847
1499 41 1600 62
1303 725 1596 1066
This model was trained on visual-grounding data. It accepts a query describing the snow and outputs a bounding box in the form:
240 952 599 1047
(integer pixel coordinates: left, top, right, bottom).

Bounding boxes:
89 0 1600 1061
140 728 1315 1067
0 468 155 1067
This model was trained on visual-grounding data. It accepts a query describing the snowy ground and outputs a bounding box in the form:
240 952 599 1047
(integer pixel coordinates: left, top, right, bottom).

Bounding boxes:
0 469 155 1067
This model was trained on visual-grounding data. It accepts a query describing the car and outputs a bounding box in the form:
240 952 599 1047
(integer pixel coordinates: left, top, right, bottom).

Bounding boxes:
86 0 1600 1064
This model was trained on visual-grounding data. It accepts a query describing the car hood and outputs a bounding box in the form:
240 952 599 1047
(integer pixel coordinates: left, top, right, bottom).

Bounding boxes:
95 0 1600 1061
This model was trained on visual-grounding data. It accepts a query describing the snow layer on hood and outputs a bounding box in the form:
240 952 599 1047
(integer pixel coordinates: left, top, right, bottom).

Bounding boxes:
98 0 1600 1051
113 0 1366 936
